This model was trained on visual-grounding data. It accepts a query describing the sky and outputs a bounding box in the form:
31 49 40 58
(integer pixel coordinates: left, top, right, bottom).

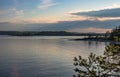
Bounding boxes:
0 0 120 33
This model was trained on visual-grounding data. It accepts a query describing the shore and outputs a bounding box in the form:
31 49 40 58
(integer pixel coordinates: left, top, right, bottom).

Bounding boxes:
69 37 120 44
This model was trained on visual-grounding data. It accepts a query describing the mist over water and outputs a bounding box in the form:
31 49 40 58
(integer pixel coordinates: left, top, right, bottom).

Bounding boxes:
0 36 108 77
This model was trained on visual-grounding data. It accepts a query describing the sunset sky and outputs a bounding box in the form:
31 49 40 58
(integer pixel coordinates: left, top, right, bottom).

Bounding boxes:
0 0 120 33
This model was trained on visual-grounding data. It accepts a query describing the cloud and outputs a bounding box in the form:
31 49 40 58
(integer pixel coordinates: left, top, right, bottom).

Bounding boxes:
105 3 120 9
11 10 24 23
36 20 119 31
38 0 57 9
68 27 111 33
1 19 119 33
7 16 60 24
71 8 120 18
0 8 25 23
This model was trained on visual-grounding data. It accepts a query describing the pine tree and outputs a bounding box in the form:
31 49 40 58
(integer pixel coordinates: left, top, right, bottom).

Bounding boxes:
73 44 120 77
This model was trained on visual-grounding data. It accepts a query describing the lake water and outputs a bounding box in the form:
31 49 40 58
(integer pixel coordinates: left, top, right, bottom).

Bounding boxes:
0 36 109 77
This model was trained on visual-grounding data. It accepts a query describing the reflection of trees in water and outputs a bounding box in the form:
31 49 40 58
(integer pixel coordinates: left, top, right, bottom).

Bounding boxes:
73 43 120 77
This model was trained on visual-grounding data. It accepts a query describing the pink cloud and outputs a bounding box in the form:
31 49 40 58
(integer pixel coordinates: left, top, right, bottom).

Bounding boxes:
68 27 112 33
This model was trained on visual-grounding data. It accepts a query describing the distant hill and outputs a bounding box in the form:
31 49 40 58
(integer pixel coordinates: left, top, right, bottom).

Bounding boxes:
0 31 105 36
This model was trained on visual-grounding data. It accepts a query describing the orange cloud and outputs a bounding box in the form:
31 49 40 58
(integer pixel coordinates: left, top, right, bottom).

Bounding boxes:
68 27 112 33
21 16 60 23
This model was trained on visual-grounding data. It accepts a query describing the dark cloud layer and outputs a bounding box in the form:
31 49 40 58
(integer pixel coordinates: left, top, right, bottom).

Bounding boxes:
71 8 120 17
0 19 120 32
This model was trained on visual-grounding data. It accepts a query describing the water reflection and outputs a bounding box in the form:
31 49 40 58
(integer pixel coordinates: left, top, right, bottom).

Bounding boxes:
0 36 108 77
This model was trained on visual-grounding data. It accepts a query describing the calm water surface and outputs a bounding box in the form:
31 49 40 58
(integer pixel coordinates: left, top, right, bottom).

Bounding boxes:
0 36 109 77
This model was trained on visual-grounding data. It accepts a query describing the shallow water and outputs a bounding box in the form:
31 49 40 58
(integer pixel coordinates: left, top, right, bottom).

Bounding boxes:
0 36 109 77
